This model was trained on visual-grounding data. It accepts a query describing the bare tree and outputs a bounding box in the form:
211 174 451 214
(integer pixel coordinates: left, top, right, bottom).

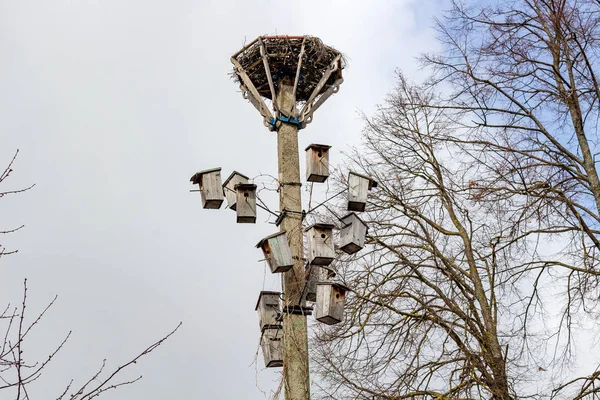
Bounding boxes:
311 0 600 397
423 0 600 396
0 150 34 257
0 151 181 399
312 66 600 400
423 0 600 279
312 76 521 399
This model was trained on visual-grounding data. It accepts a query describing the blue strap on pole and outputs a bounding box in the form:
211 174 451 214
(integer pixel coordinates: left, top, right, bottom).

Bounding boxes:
268 115 304 130
278 115 301 125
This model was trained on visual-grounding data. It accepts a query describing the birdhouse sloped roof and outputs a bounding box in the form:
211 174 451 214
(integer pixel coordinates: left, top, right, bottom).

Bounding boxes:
304 223 336 232
349 171 378 189
190 167 222 185
305 144 332 151
341 212 368 228
256 231 288 248
255 291 281 311
222 170 250 187
316 282 350 292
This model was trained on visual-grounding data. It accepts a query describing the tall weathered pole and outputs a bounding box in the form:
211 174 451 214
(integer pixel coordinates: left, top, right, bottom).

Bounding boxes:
230 36 344 400
276 79 310 400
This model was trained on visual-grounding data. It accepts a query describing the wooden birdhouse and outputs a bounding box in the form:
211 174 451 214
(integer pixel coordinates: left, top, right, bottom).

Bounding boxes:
315 282 348 325
255 291 281 331
190 168 224 209
235 183 257 223
305 144 331 183
261 328 283 368
339 213 368 254
347 171 378 212
222 171 249 210
306 223 335 266
256 232 294 273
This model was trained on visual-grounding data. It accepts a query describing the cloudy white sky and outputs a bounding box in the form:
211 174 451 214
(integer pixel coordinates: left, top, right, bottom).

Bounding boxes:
0 1 443 398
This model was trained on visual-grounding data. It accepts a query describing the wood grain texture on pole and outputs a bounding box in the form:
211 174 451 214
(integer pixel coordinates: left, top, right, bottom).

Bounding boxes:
276 80 310 400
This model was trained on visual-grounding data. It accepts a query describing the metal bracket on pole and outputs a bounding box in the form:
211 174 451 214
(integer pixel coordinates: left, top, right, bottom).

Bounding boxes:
298 55 342 127
258 37 278 115
292 37 306 110
231 57 274 128
277 182 302 192
275 210 287 227
302 77 344 126
282 305 313 316
275 209 305 226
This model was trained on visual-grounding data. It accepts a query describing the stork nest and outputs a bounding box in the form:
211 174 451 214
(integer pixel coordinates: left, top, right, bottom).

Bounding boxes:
232 36 344 103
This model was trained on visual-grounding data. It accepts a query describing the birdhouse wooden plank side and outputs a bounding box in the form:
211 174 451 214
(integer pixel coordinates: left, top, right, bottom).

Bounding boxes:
305 265 320 302
305 144 331 183
315 283 348 325
235 183 257 223
269 233 294 272
190 167 224 209
222 171 249 210
255 291 281 331
347 171 378 212
256 232 294 273
306 223 335 266
339 213 368 254
261 328 283 368
306 266 331 302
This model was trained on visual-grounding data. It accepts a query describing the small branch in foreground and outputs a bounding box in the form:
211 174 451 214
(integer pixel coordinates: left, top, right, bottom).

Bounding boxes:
57 322 182 400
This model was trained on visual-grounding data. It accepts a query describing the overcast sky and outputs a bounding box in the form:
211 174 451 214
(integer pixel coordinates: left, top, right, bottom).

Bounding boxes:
0 1 442 398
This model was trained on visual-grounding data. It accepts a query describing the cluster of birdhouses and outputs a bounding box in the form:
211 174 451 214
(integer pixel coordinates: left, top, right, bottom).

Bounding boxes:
303 224 343 325
304 146 379 212
301 169 377 325
304 225 351 325
190 153 378 367
255 291 283 368
190 168 258 224
253 222 352 326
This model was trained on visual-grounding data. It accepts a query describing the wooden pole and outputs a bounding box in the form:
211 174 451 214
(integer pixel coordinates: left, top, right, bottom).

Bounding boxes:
276 79 311 400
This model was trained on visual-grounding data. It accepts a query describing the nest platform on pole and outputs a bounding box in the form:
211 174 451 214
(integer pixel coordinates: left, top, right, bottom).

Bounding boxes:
231 36 345 130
